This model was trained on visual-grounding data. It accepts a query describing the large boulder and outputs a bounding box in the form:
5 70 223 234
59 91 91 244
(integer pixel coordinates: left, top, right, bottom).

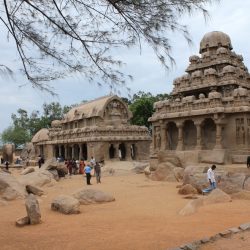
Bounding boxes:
150 162 177 182
20 143 36 161
173 167 184 182
21 167 35 175
131 162 150 174
178 184 198 195
26 185 44 196
73 189 115 205
182 166 207 193
0 172 27 200
218 172 250 194
203 188 231 205
179 188 231 216
25 194 41 224
18 169 56 187
231 190 250 200
51 195 80 214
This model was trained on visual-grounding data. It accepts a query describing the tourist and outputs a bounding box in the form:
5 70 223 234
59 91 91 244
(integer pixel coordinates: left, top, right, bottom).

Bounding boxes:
5 160 9 171
247 156 250 168
38 155 42 168
72 159 77 175
84 162 92 185
79 159 85 174
67 160 73 176
90 156 96 167
202 165 217 194
94 162 102 183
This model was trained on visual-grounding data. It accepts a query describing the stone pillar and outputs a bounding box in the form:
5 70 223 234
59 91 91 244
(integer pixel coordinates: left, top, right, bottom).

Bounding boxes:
65 145 68 159
176 123 183 151
59 145 62 157
215 123 223 149
195 122 202 150
72 145 75 159
79 144 83 160
160 122 166 151
125 143 132 160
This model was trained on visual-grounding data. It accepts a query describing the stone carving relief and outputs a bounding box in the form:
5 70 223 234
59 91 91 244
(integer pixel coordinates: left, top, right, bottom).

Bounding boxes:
236 118 245 145
155 126 161 150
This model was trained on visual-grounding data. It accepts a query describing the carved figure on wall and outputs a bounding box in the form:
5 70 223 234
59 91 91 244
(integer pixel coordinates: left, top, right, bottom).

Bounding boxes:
155 127 161 149
236 118 245 145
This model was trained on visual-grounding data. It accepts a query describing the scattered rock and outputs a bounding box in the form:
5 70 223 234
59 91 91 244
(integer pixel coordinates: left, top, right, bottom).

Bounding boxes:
16 216 30 227
18 169 55 187
178 184 198 195
179 198 204 216
48 169 59 181
131 162 149 174
51 195 80 214
231 190 250 200
150 162 177 182
73 189 115 205
26 185 44 196
21 167 35 175
203 188 232 205
144 166 151 176
173 167 184 182
25 194 41 224
0 172 27 200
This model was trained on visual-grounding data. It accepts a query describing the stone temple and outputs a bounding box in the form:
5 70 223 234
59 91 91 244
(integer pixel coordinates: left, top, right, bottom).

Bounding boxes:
149 31 250 164
32 95 151 162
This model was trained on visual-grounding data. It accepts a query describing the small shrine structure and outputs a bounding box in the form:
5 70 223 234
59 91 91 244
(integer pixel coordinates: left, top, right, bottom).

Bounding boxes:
32 95 151 161
149 31 250 164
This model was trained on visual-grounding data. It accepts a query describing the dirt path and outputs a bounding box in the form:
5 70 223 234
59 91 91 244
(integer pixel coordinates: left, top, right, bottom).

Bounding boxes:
1 163 250 250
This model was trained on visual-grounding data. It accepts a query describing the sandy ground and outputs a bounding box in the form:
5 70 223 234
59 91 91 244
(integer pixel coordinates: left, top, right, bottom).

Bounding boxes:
1 161 250 250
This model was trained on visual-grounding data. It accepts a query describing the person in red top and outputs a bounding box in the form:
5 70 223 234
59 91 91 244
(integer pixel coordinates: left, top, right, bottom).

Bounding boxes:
79 159 85 174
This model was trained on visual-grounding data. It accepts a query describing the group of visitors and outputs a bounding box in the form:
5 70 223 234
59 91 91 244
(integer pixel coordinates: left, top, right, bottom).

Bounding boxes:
64 156 103 185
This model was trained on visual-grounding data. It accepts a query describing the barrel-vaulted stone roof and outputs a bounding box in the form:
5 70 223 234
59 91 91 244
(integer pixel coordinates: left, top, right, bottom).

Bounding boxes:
63 95 132 122
31 128 49 143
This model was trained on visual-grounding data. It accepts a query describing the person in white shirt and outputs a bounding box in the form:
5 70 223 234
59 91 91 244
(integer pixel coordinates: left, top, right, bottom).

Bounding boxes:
202 165 217 194
90 156 96 167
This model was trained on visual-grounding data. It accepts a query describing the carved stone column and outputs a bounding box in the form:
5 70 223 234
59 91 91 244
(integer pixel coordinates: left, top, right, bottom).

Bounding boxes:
79 144 83 160
65 145 68 159
214 123 223 149
195 122 202 150
71 145 75 159
160 121 166 151
176 123 183 151
59 145 62 157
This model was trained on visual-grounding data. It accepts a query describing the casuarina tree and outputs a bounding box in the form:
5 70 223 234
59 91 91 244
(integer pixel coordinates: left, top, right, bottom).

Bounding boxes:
1 0 215 93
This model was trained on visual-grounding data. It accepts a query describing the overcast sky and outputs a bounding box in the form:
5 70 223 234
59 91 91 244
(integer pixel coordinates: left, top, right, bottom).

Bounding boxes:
1 0 250 133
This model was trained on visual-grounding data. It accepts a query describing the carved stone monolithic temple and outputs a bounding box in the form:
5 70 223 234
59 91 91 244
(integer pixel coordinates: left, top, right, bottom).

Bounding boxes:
149 31 250 164
32 95 151 161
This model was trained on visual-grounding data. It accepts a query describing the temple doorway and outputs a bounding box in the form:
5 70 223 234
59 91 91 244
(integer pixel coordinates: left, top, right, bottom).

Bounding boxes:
131 144 136 160
166 122 178 150
201 118 216 149
109 144 115 159
183 120 197 150
118 143 126 160
81 144 88 160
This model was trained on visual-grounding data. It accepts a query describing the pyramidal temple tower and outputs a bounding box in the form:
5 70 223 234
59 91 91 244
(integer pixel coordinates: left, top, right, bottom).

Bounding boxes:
149 31 250 164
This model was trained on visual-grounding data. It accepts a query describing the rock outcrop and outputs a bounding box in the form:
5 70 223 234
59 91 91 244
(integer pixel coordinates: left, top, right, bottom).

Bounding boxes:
25 194 41 224
51 195 80 214
21 167 35 175
73 189 115 205
26 185 44 196
0 172 27 200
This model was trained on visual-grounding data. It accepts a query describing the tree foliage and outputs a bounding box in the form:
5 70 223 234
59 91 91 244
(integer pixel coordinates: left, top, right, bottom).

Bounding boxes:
1 102 73 146
0 0 214 93
128 91 169 128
